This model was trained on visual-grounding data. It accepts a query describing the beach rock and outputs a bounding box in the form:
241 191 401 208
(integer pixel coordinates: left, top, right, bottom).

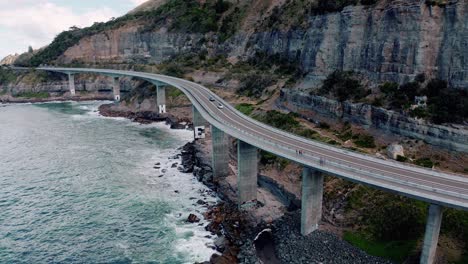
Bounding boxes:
187 214 200 223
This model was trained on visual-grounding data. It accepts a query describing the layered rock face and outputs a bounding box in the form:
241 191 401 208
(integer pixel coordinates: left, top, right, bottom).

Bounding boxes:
57 0 467 89
280 89 468 152
59 26 205 65
248 0 467 88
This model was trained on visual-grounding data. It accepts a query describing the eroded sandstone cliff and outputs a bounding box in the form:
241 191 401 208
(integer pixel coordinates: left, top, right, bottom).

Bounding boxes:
55 0 467 89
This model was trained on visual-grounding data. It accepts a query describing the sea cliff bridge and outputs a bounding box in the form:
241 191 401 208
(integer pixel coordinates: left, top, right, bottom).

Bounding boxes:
36 67 468 264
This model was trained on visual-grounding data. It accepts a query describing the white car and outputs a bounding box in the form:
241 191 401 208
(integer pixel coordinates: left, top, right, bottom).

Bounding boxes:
217 103 224 109
209 97 215 102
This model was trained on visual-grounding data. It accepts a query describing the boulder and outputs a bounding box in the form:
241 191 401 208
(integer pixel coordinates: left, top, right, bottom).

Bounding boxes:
187 214 200 223
387 143 405 160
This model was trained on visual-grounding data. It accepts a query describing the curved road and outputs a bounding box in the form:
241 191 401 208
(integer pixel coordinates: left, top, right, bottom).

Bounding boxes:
38 67 468 211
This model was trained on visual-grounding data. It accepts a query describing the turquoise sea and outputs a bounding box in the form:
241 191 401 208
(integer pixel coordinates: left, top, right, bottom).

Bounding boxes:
0 101 217 263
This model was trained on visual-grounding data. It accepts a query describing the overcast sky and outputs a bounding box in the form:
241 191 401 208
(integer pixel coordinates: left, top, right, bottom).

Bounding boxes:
0 0 148 59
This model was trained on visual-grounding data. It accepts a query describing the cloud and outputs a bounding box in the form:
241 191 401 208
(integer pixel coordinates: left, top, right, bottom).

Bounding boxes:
0 1 118 59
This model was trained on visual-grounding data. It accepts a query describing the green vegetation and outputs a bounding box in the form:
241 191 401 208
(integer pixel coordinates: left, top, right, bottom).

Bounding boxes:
414 158 434 168
318 71 370 102
14 91 50 99
22 0 234 66
345 183 468 263
262 0 376 30
425 0 448 7
396 155 408 162
254 110 300 131
259 150 289 169
352 134 376 148
235 103 255 115
247 52 304 77
0 68 17 84
409 106 429 119
347 186 428 245
318 122 331 130
237 73 275 98
380 78 467 124
167 87 184 98
344 231 417 263
218 6 247 42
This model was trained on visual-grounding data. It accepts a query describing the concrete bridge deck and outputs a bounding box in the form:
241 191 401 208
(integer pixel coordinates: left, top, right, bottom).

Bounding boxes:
37 67 468 264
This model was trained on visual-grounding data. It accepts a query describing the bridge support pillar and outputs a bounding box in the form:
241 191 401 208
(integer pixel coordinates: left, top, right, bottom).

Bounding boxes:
420 204 443 264
68 73 76 96
156 84 166 114
211 125 229 181
301 167 324 236
237 140 258 207
193 106 206 139
112 77 121 102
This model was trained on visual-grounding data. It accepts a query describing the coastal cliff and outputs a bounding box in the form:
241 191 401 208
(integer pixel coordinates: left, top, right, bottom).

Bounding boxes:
280 89 468 152
53 0 467 89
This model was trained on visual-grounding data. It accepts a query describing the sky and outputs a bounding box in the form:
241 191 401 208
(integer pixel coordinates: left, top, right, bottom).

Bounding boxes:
0 0 149 59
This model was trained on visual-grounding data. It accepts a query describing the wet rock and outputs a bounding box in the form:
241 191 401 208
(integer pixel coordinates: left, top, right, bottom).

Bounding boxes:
187 214 200 223
214 236 227 252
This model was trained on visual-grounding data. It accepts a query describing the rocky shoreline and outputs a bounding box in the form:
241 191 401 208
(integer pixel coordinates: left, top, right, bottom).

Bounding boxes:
0 94 113 104
98 102 394 264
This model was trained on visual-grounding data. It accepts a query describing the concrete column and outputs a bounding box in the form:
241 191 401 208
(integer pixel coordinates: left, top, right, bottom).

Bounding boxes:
68 73 76 96
112 77 121 102
211 125 229 180
156 84 166 114
237 139 258 207
301 167 324 236
420 204 443 264
192 105 206 139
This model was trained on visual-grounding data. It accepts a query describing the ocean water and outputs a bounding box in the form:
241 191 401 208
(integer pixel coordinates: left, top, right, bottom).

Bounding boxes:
0 101 217 264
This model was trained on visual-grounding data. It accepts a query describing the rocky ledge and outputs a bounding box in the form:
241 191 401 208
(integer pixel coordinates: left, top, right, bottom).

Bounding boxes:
99 103 188 129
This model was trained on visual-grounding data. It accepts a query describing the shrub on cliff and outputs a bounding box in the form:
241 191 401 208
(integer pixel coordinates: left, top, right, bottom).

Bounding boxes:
254 110 300 131
318 71 369 102
0 69 17 85
237 73 275 98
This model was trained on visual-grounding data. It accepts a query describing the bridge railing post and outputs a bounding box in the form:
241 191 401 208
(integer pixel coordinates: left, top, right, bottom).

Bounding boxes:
420 204 443 264
301 166 324 236
237 139 258 208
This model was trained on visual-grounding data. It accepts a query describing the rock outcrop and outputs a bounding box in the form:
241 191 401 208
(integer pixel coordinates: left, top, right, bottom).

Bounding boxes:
280 89 468 152
0 54 19 65
387 144 405 160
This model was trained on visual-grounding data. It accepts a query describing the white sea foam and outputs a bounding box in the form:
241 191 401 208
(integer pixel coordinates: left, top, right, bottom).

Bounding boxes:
141 147 219 263
78 101 218 263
